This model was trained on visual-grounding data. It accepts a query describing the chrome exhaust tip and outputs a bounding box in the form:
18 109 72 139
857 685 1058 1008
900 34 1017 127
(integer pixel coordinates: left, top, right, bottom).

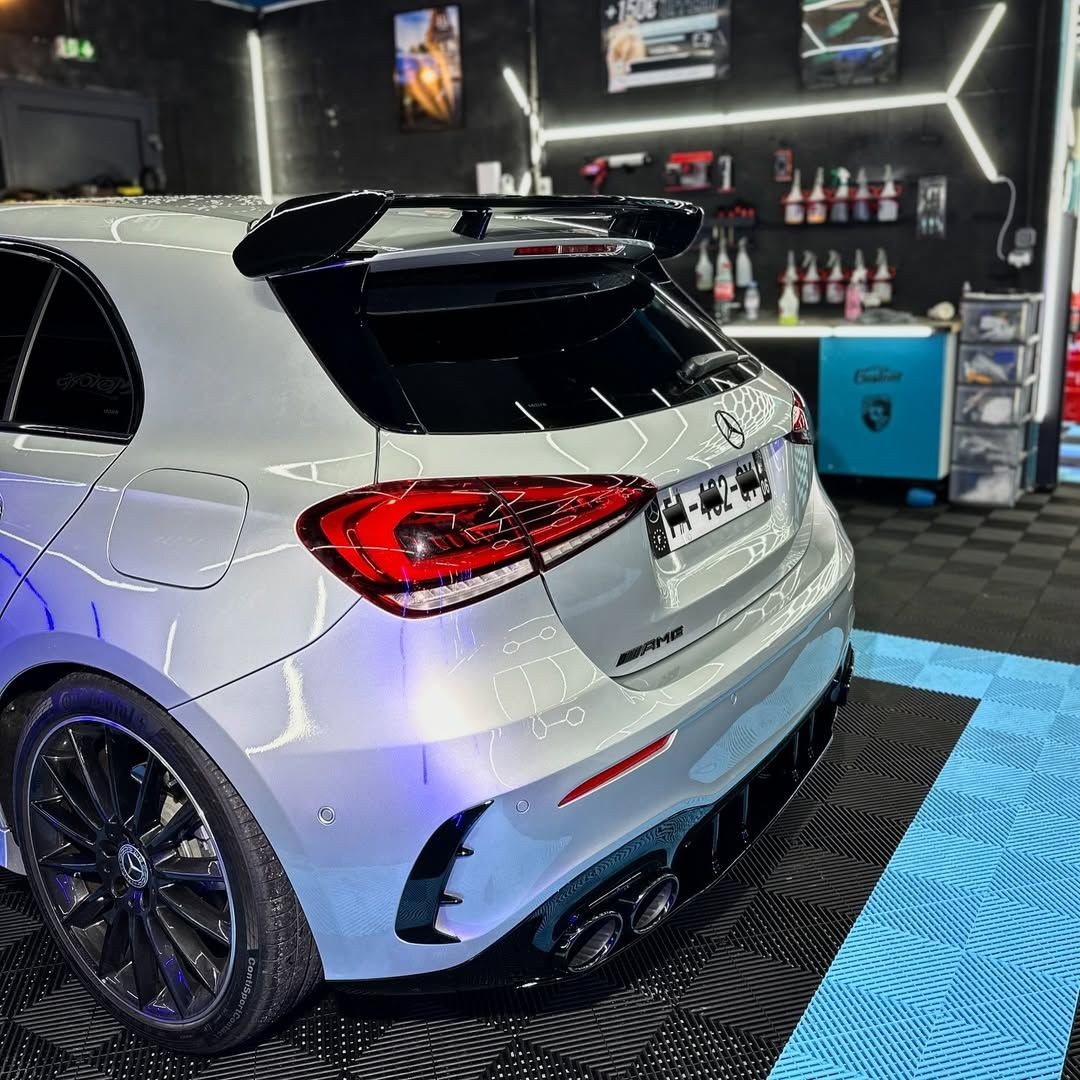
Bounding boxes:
629 873 679 934
555 911 623 973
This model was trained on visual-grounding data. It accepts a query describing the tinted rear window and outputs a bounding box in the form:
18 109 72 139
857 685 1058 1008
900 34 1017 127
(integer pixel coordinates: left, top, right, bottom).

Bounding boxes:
274 258 757 435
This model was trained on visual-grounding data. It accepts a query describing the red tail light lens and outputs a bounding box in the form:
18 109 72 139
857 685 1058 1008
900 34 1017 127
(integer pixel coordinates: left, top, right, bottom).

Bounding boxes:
788 388 814 445
297 475 655 617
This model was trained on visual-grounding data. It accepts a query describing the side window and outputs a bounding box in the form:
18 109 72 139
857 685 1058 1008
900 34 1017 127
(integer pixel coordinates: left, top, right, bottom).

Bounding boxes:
0 250 52 411
11 268 134 437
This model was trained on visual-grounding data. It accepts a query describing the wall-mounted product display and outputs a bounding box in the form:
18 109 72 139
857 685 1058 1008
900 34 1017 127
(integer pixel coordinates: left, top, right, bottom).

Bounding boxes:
580 151 651 192
773 147 794 184
916 175 948 238
394 6 462 132
782 163 903 225
774 247 895 312
800 0 902 90
604 0 731 93
664 150 714 191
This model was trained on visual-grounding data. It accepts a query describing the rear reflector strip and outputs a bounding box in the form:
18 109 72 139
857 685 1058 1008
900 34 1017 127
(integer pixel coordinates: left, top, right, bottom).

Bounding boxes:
559 731 677 807
513 243 625 257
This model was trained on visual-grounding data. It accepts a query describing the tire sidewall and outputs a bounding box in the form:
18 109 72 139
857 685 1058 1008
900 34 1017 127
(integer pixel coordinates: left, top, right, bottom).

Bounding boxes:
13 675 263 1047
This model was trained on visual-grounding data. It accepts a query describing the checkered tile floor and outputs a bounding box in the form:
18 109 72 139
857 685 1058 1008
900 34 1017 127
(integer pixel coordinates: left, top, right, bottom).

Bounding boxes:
0 484 1075 1079
835 483 1080 663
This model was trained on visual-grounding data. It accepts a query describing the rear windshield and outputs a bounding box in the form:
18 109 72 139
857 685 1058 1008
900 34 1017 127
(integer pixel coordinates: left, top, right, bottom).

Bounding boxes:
273 257 759 435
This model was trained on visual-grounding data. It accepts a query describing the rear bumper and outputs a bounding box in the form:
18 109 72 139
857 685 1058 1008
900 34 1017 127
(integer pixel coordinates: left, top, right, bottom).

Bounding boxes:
358 644 854 992
172 476 854 982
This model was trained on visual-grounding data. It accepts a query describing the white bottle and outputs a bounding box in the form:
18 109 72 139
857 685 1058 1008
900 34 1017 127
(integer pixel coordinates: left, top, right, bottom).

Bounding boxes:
744 281 761 321
852 248 868 295
830 167 850 224
878 164 899 223
735 237 754 288
807 167 828 226
872 247 893 304
713 233 735 317
853 166 872 223
695 240 713 292
801 251 822 305
825 250 846 305
783 249 799 286
779 280 800 325
785 168 805 226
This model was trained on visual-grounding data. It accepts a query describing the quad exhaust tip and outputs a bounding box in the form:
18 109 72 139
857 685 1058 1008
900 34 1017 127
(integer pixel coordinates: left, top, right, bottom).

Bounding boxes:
556 911 623 973
629 873 680 934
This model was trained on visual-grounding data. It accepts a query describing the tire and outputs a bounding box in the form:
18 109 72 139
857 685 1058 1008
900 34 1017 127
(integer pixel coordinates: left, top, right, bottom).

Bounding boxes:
12 673 322 1052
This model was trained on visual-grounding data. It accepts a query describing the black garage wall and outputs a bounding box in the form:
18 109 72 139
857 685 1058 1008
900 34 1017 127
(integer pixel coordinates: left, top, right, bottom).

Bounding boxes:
260 0 530 194
0 0 255 194
538 0 1051 314
257 0 1052 316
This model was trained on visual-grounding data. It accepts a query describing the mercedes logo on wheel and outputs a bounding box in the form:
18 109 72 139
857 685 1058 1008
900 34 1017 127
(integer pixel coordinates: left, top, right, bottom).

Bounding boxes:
715 410 746 449
118 843 150 889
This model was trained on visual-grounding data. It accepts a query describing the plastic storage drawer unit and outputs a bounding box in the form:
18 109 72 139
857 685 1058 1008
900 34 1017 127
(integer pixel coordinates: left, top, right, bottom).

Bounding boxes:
959 342 1036 385
949 463 1026 507
960 294 1041 344
952 424 1027 467
955 382 1035 426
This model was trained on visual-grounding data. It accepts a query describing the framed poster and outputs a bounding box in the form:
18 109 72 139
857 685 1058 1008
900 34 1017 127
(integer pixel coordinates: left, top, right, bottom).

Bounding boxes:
603 0 731 94
394 6 463 132
800 0 901 90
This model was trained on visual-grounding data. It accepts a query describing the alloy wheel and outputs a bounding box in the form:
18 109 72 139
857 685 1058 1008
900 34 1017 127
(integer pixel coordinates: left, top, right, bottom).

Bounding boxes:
25 717 235 1025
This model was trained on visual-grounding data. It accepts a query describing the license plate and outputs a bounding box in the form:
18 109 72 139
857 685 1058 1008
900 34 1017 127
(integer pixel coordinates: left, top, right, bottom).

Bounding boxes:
646 449 772 558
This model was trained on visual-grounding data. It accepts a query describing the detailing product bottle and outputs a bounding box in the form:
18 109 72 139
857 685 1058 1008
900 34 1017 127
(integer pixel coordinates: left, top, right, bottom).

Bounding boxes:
744 281 761 321
713 232 735 319
844 279 864 322
872 247 893 304
779 279 800 325
784 168 805 225
807 167 828 225
825 250 846 305
852 248 868 296
853 166 873 223
830 167 851 224
801 250 822 305
878 163 900 223
695 239 713 292
783 249 800 287
735 236 754 288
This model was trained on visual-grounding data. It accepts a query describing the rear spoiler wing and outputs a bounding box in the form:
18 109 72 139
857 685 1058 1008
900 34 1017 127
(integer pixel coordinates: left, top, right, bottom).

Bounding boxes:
232 190 703 279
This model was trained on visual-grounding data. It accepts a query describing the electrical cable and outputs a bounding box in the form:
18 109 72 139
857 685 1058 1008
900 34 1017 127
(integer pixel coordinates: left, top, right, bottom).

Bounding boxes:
995 175 1017 262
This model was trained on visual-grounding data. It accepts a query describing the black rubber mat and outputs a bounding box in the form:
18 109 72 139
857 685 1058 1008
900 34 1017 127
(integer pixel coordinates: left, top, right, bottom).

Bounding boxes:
0 677 974 1079
833 483 1080 663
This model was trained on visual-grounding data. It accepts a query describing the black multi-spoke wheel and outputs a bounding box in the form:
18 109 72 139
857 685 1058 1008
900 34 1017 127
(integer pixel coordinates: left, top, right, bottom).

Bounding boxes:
15 674 322 1051
27 718 233 1024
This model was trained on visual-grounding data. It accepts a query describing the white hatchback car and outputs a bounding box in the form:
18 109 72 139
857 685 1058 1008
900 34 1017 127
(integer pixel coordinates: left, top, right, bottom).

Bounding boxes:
0 192 853 1051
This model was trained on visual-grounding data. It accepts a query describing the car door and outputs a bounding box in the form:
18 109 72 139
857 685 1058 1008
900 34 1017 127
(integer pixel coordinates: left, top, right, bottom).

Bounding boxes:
0 247 135 620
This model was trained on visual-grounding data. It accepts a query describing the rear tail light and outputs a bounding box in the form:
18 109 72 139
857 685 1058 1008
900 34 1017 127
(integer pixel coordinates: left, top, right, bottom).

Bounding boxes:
513 243 625 257
787 388 814 445
297 475 655 617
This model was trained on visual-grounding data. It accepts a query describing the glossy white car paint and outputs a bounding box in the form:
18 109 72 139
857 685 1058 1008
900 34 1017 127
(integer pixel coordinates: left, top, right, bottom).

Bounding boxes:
0 198 853 982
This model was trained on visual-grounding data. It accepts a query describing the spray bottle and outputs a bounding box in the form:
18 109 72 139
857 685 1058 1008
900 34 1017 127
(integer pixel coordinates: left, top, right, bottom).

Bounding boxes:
735 236 754 288
784 168 805 226
825 250 846 305
844 278 864 322
807 167 828 226
801 251 822 305
713 232 735 319
779 279 800 325
830 167 851 224
695 239 713 292
853 166 873 224
852 248 869 296
744 281 761 321
783 249 799 287
872 247 893 304
878 164 899 223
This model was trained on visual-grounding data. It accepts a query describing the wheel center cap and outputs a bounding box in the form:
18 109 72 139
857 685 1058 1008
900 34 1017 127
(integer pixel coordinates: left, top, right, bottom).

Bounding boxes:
117 843 149 889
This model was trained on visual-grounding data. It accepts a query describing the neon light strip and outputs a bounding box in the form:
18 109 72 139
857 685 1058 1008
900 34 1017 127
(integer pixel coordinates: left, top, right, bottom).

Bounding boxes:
948 2 1007 96
724 324 935 340
247 30 274 203
502 66 531 117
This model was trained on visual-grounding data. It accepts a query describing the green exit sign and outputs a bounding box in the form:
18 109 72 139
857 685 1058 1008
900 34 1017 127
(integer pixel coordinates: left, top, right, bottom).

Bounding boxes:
53 35 97 63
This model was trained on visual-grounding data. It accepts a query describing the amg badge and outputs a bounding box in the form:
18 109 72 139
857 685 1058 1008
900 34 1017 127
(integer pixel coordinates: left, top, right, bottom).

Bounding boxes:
617 626 685 668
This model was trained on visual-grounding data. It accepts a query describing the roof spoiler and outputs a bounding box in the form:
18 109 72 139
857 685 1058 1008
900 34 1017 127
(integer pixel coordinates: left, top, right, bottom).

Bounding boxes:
232 190 703 279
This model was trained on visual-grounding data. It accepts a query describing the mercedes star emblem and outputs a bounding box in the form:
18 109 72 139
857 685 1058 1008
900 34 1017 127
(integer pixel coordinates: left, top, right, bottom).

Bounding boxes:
118 843 150 889
715 410 746 449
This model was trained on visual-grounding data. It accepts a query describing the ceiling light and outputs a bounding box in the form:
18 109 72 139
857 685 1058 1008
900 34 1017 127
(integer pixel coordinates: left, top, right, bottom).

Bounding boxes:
247 30 273 203
502 67 531 117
